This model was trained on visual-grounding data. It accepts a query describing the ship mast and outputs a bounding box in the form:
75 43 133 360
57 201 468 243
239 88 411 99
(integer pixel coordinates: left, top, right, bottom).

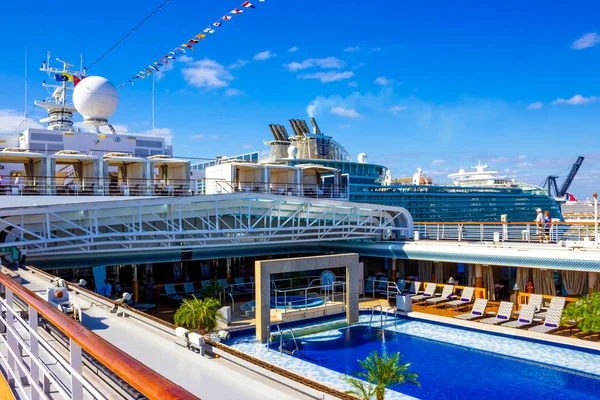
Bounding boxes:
35 53 84 130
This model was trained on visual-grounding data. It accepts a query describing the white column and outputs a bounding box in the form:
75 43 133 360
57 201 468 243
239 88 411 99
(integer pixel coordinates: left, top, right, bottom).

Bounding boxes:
475 264 483 288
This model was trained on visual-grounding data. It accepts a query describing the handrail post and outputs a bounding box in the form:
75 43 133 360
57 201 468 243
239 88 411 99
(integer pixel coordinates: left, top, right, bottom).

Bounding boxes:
70 338 83 400
5 288 17 388
29 306 40 400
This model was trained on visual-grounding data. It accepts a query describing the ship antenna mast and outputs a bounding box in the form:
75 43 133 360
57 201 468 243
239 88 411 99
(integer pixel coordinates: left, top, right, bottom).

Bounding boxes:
24 46 28 130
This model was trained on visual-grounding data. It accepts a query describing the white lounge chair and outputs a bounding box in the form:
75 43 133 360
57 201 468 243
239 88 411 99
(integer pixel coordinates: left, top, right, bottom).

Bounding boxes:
161 283 186 302
514 294 543 316
455 299 489 320
425 285 456 308
502 304 536 329
407 281 422 295
535 296 565 319
479 301 514 325
529 301 565 334
411 283 438 304
445 287 475 311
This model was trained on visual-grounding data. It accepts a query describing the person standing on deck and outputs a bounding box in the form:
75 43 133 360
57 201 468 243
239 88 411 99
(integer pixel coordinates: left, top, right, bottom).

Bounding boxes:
145 274 155 301
543 211 552 243
535 208 544 243
100 279 112 298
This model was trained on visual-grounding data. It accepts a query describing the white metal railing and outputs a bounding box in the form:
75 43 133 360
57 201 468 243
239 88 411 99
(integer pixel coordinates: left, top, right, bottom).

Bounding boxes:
414 222 597 244
273 281 346 321
0 272 195 400
0 287 107 400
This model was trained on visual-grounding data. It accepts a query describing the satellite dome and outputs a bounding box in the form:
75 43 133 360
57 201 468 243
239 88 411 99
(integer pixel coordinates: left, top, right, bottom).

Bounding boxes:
73 76 118 126
357 153 368 164
287 145 298 159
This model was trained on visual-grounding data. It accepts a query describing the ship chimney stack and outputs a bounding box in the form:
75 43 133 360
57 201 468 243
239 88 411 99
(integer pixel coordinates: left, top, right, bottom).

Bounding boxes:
276 125 289 141
310 117 321 135
289 119 302 137
269 124 281 141
300 119 310 134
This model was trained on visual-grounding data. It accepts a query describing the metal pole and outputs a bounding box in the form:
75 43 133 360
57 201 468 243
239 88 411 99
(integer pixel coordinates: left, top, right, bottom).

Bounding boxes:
152 73 155 137
594 192 598 247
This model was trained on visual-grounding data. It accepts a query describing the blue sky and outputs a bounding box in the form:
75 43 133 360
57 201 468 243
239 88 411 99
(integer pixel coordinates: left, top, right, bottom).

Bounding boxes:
0 0 599 197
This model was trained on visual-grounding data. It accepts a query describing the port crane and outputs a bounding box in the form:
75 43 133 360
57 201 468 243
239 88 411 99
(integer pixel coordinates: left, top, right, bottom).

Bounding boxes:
541 156 585 198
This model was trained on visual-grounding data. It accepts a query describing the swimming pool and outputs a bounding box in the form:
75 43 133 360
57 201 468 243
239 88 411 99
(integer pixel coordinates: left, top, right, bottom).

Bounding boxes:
281 325 600 399
227 314 600 400
244 295 325 310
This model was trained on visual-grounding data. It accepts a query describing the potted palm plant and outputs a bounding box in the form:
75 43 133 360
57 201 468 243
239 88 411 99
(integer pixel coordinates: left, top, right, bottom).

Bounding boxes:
174 295 223 334
342 350 419 400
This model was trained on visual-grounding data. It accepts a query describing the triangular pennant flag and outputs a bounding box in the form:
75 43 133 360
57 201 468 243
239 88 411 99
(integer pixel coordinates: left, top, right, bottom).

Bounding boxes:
149 65 159 71
231 8 243 14
221 15 232 21
188 39 199 44
241 1 255 7
213 21 222 27
195 34 206 39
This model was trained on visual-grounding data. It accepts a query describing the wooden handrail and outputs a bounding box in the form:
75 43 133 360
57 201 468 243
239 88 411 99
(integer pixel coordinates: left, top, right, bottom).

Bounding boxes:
517 292 578 305
0 272 197 400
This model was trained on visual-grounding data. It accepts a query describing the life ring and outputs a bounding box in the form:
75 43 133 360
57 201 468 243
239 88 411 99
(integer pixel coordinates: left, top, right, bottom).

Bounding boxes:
55 289 64 298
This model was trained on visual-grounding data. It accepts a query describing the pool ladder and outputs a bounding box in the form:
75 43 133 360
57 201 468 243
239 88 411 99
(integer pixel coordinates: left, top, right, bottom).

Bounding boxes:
277 325 300 356
385 307 398 329
369 305 383 328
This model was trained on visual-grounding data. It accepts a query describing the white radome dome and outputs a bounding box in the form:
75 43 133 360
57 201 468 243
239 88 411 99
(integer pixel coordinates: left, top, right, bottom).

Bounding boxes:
287 145 298 159
73 76 118 126
357 153 368 164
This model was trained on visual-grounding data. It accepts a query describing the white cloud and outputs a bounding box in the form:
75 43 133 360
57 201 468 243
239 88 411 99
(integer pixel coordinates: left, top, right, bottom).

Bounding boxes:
527 102 543 110
0 109 42 133
517 162 533 167
306 90 394 118
139 127 173 138
155 62 175 81
374 76 393 86
288 46 298 52
571 32 600 50
189 134 205 140
284 57 344 72
489 157 508 163
517 155 527 160
430 159 446 166
224 88 244 96
552 94 598 105
344 46 360 52
178 55 193 63
229 59 249 69
389 105 407 115
369 47 382 53
348 81 358 87
330 107 362 118
298 71 354 83
253 50 274 61
182 59 233 89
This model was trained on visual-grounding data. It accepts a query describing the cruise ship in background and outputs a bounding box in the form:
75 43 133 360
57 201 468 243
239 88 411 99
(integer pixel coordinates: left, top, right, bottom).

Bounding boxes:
228 118 564 222
0 56 563 224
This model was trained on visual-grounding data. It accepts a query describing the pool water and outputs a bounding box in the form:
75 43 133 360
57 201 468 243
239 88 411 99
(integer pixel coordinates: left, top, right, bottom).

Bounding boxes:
286 325 600 400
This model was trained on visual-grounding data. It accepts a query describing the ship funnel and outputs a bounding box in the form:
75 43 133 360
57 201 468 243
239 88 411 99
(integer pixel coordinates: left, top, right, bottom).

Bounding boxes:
276 125 289 141
300 119 311 134
310 118 321 135
289 119 302 137
269 124 281 141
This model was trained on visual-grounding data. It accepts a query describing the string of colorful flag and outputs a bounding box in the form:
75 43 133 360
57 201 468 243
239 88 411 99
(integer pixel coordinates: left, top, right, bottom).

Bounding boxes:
118 0 265 88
